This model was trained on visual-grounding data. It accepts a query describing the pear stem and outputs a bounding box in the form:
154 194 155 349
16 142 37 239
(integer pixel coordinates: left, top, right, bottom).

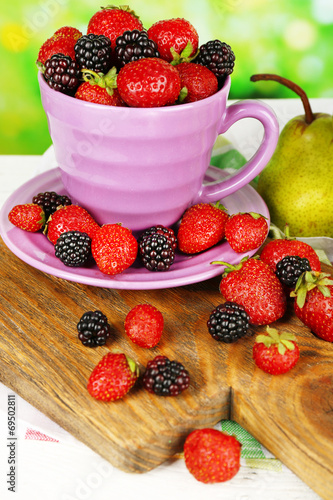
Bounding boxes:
250 74 315 124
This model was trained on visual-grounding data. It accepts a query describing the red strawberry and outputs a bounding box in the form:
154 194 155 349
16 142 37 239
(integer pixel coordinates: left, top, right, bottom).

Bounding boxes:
75 68 124 106
46 205 100 244
176 62 218 103
225 212 268 253
124 304 164 348
37 28 81 65
216 257 287 325
184 428 241 483
8 204 45 232
147 18 199 63
292 271 333 342
177 202 229 254
117 58 181 108
253 326 300 375
260 225 321 273
87 5 143 49
91 224 138 275
87 352 139 401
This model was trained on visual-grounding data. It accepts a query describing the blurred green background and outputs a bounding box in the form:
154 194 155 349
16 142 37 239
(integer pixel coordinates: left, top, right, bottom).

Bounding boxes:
1 0 333 154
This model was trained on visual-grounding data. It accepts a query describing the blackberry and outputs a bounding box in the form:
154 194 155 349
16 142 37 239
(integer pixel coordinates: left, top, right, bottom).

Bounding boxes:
139 225 177 251
32 191 72 221
74 34 112 73
115 29 160 67
44 53 80 94
77 310 111 347
139 233 175 271
276 255 311 288
143 355 190 396
55 231 91 267
207 302 250 343
195 40 235 89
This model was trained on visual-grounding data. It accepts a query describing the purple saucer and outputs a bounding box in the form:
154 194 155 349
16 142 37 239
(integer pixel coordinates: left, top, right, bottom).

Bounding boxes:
0 167 269 290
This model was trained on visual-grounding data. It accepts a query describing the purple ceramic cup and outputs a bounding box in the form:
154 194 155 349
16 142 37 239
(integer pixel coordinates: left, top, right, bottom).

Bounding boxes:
38 72 278 231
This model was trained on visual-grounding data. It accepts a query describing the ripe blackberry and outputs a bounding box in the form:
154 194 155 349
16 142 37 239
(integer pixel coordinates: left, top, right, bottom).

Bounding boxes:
74 34 112 73
276 255 311 288
143 355 190 396
139 225 177 251
195 40 235 88
32 191 72 221
207 302 250 343
77 310 111 347
139 233 175 271
44 53 80 94
115 29 160 66
55 231 91 267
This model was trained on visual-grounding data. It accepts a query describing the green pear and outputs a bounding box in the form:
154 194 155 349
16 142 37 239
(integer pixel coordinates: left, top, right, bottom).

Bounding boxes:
251 74 333 238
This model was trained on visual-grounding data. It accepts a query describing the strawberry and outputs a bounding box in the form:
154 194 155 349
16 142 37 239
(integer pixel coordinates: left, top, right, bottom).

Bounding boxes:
225 212 268 253
124 304 164 348
176 62 218 103
184 428 241 483
147 18 199 63
37 28 82 65
117 58 181 108
87 5 143 49
75 68 124 106
177 202 229 254
253 326 300 375
216 257 287 325
46 205 100 244
260 225 321 273
91 224 138 275
87 352 139 401
291 271 333 342
8 203 45 232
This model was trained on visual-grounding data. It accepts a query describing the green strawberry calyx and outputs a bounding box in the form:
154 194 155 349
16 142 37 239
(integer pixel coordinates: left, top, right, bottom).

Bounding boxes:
211 255 259 277
170 41 199 66
125 355 140 378
290 271 333 308
102 5 141 19
81 67 118 96
255 326 296 356
247 212 267 220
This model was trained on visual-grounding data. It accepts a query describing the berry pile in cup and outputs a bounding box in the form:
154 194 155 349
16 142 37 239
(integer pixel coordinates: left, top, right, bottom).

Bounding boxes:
36 5 235 107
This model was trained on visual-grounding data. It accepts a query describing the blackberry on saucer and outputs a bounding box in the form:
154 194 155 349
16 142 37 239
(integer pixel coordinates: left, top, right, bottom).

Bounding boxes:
74 34 112 73
43 53 80 94
276 255 311 288
115 29 160 67
32 191 72 221
207 302 250 343
139 233 175 271
139 225 177 250
143 355 190 396
77 310 111 347
55 231 91 267
195 40 235 89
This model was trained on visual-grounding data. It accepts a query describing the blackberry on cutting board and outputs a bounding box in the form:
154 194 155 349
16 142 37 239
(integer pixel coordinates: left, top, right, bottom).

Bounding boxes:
43 53 80 94
55 231 91 267
276 255 311 288
143 355 190 396
32 191 72 221
195 40 235 88
115 29 160 66
139 233 175 271
207 302 250 343
77 310 111 347
74 33 112 73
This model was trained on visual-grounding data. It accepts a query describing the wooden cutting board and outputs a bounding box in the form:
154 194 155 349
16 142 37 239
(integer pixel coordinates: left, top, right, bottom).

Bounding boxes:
0 236 332 499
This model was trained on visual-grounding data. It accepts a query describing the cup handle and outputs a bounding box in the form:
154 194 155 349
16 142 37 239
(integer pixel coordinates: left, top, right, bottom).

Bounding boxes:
195 100 279 203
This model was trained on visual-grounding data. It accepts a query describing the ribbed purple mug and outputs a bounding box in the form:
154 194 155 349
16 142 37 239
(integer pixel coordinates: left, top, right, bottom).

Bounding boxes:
38 72 278 231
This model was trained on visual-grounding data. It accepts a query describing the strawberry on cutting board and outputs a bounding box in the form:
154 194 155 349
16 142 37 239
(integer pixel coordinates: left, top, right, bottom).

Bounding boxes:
177 202 229 254
184 428 241 483
225 212 268 253
87 352 139 401
124 304 164 348
8 204 45 232
253 326 300 375
215 257 287 325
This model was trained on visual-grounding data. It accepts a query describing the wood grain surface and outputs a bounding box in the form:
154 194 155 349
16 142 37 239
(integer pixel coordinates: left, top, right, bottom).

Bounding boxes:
0 236 332 499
